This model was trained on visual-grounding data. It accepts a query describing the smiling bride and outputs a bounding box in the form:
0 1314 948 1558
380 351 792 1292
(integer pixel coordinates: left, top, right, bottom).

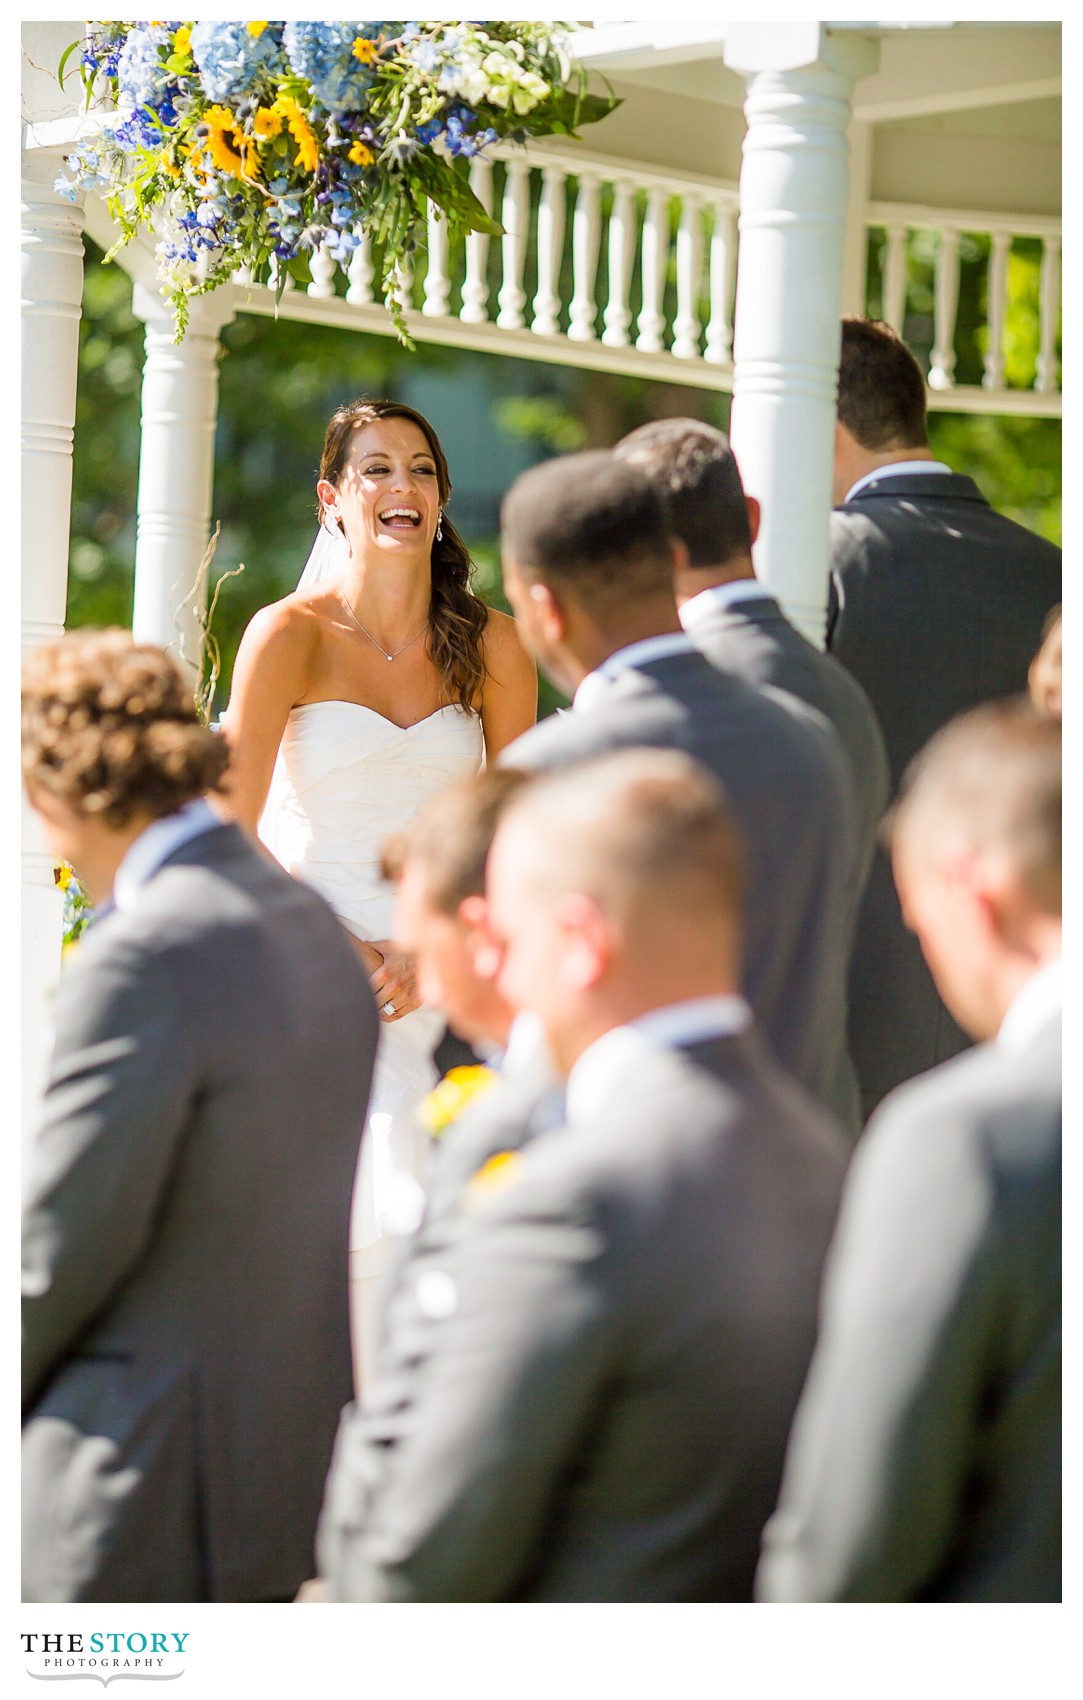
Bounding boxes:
223 398 536 1385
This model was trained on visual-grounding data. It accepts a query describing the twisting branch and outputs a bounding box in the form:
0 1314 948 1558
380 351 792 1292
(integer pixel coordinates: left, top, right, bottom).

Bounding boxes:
172 522 246 724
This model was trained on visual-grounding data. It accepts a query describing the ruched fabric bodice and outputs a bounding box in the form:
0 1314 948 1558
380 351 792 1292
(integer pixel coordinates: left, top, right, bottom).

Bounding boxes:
260 700 484 941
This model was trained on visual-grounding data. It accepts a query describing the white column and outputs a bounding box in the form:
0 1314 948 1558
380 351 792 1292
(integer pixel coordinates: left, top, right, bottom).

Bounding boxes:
21 21 88 1144
725 25 879 645
131 284 235 680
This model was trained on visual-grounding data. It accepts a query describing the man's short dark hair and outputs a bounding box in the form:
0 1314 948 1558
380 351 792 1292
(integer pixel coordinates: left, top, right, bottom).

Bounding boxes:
381 767 532 914
837 317 929 452
500 450 675 605
887 698 1061 914
614 418 752 569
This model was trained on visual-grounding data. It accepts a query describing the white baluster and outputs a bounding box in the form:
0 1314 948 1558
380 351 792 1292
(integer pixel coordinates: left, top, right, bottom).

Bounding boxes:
1036 234 1061 394
601 179 636 348
422 200 451 317
531 165 566 336
389 254 413 316
704 202 737 365
268 254 294 293
308 241 337 299
460 156 494 324
982 230 1011 391
567 171 601 342
496 158 531 329
672 194 704 359
928 226 960 390
636 186 670 353
346 230 374 305
882 224 908 334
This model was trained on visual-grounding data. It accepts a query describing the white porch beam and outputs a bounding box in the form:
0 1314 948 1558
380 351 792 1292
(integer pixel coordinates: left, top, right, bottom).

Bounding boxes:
851 25 1059 123
21 21 87 1148
130 285 235 680
725 25 880 646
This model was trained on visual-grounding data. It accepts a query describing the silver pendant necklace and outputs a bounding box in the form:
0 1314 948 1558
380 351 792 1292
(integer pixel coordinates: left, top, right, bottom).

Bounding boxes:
339 586 427 662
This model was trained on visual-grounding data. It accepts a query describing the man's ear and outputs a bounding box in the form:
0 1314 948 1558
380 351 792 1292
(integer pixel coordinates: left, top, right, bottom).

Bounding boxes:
553 891 611 991
669 535 690 577
458 894 489 934
529 579 567 642
745 495 761 546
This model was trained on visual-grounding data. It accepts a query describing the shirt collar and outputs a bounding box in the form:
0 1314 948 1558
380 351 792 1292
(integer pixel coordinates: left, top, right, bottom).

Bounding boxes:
572 631 698 712
996 958 1062 1057
680 579 771 629
565 995 751 1127
844 460 953 504
112 798 221 912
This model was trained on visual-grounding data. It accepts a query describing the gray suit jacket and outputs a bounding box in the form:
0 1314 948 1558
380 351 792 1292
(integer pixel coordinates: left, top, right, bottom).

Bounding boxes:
22 822 378 1603
687 592 889 892
756 1005 1061 1601
827 472 1062 1097
500 650 862 1133
317 1029 847 1600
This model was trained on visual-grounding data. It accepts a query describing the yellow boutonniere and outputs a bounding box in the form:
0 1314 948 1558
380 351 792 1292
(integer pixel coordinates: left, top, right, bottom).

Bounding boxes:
466 1149 523 1203
418 1065 498 1137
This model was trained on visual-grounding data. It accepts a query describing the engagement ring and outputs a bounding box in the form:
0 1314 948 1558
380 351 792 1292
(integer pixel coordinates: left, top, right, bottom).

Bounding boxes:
381 1001 396 1016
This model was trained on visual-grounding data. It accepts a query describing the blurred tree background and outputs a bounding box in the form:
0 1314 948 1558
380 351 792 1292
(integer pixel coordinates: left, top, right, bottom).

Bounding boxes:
68 229 1060 722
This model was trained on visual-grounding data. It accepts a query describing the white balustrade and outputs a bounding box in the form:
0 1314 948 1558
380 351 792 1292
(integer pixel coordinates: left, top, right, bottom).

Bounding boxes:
389 254 413 316
601 179 636 348
672 195 704 359
636 185 670 353
308 241 337 299
531 165 566 336
567 171 601 342
881 224 908 334
346 229 375 305
983 231 1010 391
460 157 494 324
496 158 531 330
422 203 451 317
928 226 961 390
1036 235 1060 394
704 203 737 366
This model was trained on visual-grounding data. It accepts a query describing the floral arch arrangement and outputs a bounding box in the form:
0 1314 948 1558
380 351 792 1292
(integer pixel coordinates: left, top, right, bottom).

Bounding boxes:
59 20 617 341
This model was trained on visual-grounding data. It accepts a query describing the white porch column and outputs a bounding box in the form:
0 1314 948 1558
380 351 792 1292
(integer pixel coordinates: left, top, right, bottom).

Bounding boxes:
725 25 878 645
131 285 235 679
21 22 87 1144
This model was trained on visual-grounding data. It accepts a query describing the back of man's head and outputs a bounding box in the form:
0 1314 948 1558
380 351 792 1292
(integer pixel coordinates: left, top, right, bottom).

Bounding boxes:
837 316 929 452
498 746 746 958
500 450 675 609
890 698 1061 916
614 418 752 569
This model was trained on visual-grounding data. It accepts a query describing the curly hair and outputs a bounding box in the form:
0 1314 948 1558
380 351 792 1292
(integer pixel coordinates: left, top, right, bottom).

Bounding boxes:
22 630 230 828
319 398 489 712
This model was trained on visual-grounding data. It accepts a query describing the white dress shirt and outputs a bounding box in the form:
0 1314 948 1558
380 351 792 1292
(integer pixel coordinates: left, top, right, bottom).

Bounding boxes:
996 958 1062 1058
566 995 751 1128
679 578 771 631
844 460 952 504
572 632 699 713
111 798 222 912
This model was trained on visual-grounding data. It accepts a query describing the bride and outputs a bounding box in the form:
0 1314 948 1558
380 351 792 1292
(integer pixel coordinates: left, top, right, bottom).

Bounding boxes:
223 398 536 1384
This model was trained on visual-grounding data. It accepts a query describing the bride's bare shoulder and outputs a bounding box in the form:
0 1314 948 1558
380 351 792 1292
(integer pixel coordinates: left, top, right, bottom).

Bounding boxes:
236 586 337 676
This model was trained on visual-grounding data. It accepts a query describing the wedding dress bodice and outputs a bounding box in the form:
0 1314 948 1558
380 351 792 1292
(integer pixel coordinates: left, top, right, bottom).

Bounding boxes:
260 698 484 940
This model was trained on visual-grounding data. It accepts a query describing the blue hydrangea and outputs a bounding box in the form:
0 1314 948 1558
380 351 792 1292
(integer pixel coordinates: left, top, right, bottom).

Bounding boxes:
116 23 173 112
282 22 378 115
189 21 284 106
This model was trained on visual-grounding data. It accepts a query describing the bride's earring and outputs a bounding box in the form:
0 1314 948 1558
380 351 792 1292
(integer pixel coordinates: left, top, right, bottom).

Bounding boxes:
435 511 443 542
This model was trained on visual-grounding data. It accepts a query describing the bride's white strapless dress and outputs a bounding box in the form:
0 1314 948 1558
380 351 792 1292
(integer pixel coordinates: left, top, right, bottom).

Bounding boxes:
258 698 484 1384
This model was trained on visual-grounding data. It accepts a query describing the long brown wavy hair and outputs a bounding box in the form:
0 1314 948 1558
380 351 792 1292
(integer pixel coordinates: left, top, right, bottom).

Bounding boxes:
319 399 489 712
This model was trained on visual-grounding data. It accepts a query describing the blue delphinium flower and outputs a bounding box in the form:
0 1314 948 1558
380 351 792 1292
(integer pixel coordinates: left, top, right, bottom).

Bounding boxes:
416 118 444 145
282 22 377 116
189 21 284 106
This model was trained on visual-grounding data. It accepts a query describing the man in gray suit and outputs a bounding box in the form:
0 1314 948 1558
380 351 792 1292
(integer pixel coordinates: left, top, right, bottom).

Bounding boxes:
494 450 861 1134
758 700 1061 1601
827 316 1061 1113
317 749 847 1600
21 631 378 1602
615 416 889 894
